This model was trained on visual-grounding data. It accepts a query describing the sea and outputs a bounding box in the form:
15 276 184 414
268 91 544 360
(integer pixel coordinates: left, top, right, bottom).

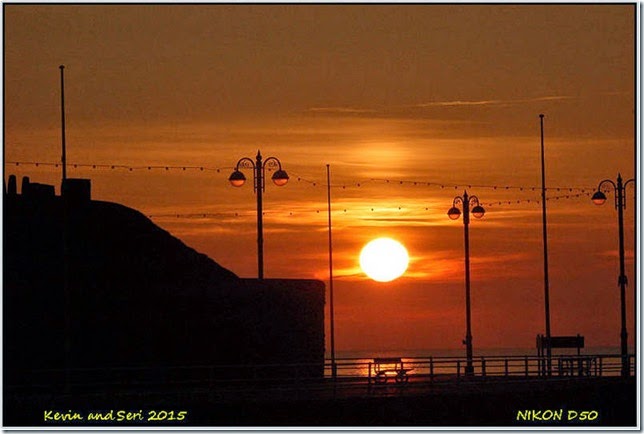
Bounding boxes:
330 346 624 360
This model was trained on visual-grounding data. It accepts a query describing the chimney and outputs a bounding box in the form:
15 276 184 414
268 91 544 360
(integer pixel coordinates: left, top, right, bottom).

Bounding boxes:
7 175 17 196
21 176 30 195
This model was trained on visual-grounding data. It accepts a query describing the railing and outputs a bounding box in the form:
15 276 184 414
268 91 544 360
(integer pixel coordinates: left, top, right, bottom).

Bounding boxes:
329 354 635 382
6 354 635 399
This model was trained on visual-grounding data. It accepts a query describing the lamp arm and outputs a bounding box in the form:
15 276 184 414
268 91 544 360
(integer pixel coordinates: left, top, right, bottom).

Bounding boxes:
235 157 256 171
469 196 481 207
260 157 284 192
621 178 635 209
596 179 618 208
596 179 617 192
452 196 464 208
262 156 283 171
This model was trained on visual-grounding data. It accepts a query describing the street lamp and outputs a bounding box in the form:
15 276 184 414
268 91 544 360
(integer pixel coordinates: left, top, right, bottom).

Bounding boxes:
448 190 485 376
229 150 289 279
592 173 635 377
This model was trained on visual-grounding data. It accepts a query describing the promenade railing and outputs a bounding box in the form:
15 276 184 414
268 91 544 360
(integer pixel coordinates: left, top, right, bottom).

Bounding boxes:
6 353 635 397
337 354 634 383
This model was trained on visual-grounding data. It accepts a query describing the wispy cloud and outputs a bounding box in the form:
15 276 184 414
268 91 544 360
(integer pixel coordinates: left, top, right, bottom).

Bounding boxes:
306 107 379 114
305 95 576 117
410 95 575 108
599 90 630 96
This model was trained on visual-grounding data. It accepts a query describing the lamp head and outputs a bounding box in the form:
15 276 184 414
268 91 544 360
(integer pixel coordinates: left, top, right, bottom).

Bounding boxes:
228 170 246 187
271 169 289 186
471 205 485 219
447 206 461 220
591 190 607 206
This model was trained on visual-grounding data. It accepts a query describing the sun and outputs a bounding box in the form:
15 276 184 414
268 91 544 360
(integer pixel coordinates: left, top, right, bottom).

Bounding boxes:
359 237 409 282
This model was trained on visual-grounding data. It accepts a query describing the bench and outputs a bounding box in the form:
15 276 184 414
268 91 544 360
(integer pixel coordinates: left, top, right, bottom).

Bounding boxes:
558 356 596 377
372 358 413 384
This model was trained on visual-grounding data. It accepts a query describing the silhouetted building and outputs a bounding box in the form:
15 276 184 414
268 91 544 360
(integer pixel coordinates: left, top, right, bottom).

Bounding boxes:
23 182 55 199
62 178 91 202
4 174 325 395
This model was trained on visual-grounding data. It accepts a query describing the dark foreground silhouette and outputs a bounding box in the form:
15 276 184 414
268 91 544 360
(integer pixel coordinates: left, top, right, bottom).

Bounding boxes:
5 375 636 426
4 177 325 426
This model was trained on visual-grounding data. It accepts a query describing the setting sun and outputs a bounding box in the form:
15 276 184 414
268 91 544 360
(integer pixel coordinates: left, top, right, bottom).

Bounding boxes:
359 238 409 282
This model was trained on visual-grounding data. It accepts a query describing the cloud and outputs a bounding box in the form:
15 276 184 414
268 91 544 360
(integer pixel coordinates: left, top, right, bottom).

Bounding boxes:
304 95 576 117
599 90 631 96
597 249 635 260
410 95 575 108
306 107 379 114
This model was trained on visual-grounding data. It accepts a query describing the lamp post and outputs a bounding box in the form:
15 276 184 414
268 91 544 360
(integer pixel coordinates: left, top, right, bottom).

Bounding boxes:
539 114 552 376
229 150 289 279
591 173 635 377
448 190 485 376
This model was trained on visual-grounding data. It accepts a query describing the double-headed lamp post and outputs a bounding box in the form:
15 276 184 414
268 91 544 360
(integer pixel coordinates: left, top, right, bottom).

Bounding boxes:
229 150 289 279
591 173 635 377
448 190 485 376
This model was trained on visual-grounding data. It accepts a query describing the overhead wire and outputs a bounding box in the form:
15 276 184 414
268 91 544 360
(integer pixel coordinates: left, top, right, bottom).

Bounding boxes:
5 160 617 219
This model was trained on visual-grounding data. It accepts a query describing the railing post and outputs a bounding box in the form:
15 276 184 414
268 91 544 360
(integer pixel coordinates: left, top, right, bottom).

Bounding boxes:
457 360 461 381
593 357 598 377
429 357 434 382
368 362 372 389
481 357 486 378
599 357 603 377
504 359 509 377
524 356 529 378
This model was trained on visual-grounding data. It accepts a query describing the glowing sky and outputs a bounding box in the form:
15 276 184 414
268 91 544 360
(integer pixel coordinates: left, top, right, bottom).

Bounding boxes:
4 4 636 353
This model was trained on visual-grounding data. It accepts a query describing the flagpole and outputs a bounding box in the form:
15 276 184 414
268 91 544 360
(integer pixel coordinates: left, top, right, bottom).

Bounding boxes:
539 114 552 376
327 164 336 380
60 65 67 183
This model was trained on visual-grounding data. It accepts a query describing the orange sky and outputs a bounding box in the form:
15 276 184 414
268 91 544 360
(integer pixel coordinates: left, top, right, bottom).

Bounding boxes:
4 4 636 354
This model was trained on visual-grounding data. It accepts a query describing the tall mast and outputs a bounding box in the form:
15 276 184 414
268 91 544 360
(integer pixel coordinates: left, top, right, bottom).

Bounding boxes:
60 65 67 183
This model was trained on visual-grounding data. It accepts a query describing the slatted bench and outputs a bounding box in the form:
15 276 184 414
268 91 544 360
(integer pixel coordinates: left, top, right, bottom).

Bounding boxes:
372 357 412 384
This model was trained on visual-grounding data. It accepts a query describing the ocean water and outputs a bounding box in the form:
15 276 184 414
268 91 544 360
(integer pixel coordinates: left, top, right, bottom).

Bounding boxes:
329 346 624 360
